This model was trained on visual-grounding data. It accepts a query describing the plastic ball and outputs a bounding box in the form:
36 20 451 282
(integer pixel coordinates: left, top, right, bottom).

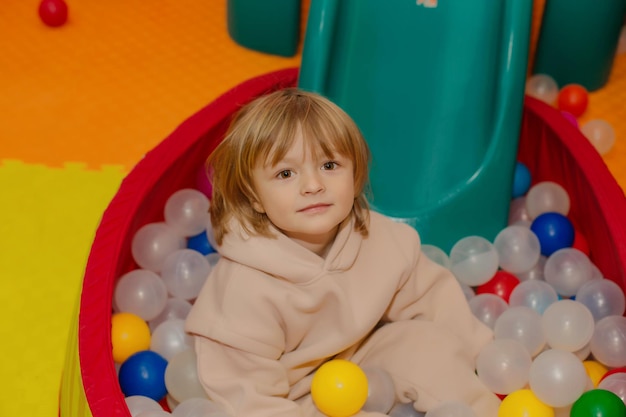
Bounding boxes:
509 279 559 315
576 279 626 322
583 361 609 388
557 84 589 117
590 315 626 368
525 181 570 219
125 395 164 416
581 119 616 156
150 319 193 361
114 269 169 321
598 373 626 405
449 236 499 286
361 367 396 414
149 297 193 332
544 248 593 297
111 312 151 363
164 349 208 403
164 189 210 237
38 0 68 27
311 359 369 417
468 293 509 329
476 339 532 395
119 350 168 401
498 389 554 417
526 74 559 105
528 349 588 408
421 244 451 269
508 197 532 226
512 162 532 198
389 402 425 417
515 256 547 282
424 401 476 417
494 306 546 357
530 213 575 257
187 230 216 256
160 249 211 300
570 389 626 417
541 299 595 352
476 270 520 303
494 225 541 274
172 397 230 417
131 222 186 272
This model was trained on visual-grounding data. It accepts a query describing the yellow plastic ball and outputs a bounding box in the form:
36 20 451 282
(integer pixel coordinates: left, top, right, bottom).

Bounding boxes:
583 360 608 387
498 389 554 417
311 359 369 417
111 312 151 363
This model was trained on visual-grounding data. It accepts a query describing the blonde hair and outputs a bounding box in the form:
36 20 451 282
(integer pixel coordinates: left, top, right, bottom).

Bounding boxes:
207 88 371 245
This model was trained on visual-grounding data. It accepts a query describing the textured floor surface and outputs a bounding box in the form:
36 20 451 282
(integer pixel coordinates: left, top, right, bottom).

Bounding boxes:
0 1 624 416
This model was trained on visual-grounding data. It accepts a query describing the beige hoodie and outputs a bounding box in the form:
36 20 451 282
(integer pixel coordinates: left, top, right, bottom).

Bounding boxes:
185 211 500 417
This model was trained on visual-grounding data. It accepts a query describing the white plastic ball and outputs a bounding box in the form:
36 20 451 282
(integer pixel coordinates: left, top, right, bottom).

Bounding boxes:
389 402 425 417
581 119 616 156
494 306 546 357
476 339 532 395
206 252 221 268
494 225 541 274
508 197 532 226
544 248 593 297
160 249 211 300
131 222 186 272
525 181 570 219
136 410 171 417
515 256 546 282
526 74 559 105
449 236 499 286
541 299 595 352
125 395 163 417
468 293 509 329
114 269 168 321
150 318 194 361
362 367 396 414
509 279 558 314
421 244 451 269
165 349 208 403
576 278 626 321
528 349 588 408
598 372 626 404
172 397 230 417
424 401 476 417
164 188 211 237
589 315 626 367
149 297 193 332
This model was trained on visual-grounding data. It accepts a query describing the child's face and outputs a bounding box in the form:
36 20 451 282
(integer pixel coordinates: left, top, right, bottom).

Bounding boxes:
251 129 356 255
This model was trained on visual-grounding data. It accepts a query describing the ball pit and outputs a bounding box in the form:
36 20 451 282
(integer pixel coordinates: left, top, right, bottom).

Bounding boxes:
58 68 626 416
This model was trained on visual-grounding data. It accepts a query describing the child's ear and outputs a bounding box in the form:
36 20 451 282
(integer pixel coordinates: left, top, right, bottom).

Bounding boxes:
252 200 266 214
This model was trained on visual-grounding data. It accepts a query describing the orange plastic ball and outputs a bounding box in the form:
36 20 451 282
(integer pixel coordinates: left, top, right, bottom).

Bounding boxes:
111 312 151 363
557 84 588 117
311 359 369 417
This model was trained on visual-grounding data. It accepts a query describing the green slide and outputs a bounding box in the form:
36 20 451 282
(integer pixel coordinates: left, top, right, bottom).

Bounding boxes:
298 0 533 252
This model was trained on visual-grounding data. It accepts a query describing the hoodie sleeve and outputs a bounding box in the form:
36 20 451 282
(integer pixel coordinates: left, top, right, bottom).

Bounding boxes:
383 234 493 360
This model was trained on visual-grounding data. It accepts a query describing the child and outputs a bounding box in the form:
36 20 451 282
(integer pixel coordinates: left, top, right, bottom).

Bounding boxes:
185 88 500 417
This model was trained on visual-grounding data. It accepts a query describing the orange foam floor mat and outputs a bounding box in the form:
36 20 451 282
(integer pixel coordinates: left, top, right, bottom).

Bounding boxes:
0 1 624 416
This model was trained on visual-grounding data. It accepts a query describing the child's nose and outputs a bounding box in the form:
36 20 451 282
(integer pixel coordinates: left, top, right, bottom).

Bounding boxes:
301 172 325 194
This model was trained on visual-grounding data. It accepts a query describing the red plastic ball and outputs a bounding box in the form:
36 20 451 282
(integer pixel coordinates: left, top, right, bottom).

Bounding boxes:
38 0 68 27
475 270 520 303
557 84 589 117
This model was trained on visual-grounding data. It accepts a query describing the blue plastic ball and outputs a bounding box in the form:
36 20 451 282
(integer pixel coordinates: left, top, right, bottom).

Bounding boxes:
530 212 575 256
512 162 532 198
118 350 168 401
187 230 215 255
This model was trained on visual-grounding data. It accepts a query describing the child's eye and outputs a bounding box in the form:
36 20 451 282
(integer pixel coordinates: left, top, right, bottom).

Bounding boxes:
277 170 292 179
322 161 338 170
